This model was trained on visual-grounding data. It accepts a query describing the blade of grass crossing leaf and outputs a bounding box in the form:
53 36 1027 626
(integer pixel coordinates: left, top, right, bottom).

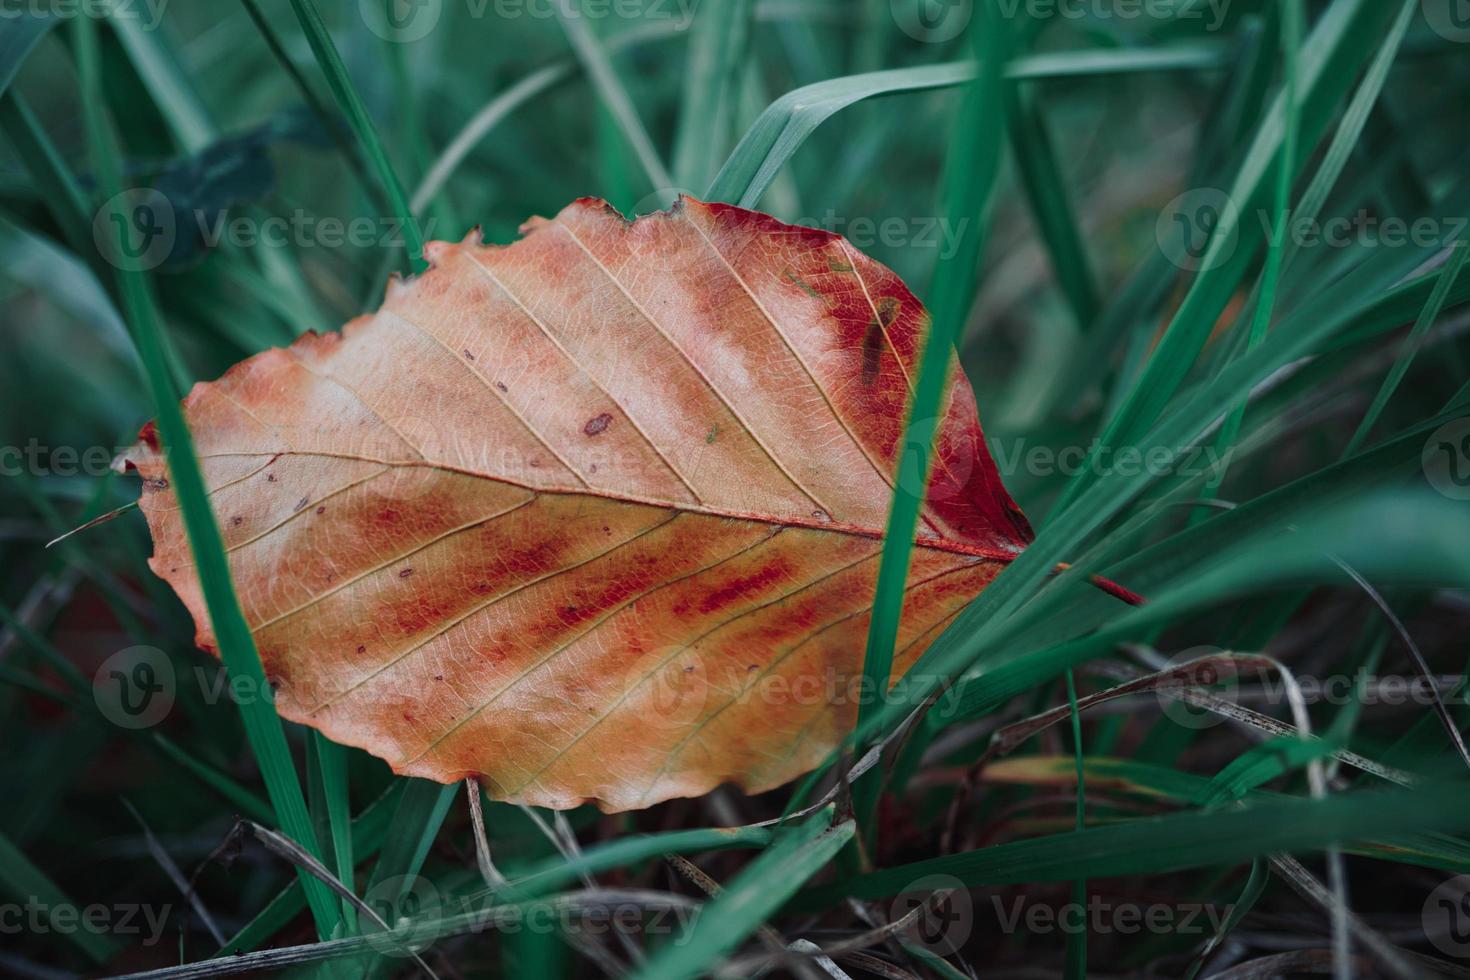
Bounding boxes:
0 829 121 963
71 13 341 938
671 0 753 190
1201 0 1303 499
839 258 1470 768
284 0 425 272
554 0 673 193
632 813 853 980
1344 237 1470 455
851 0 1010 836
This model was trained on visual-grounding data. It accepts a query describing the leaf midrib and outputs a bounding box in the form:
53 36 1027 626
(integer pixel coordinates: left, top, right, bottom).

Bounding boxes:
186 447 1022 563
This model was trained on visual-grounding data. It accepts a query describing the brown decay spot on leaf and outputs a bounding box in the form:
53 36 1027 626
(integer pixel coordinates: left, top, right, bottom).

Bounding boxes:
861 297 903 384
118 194 1032 813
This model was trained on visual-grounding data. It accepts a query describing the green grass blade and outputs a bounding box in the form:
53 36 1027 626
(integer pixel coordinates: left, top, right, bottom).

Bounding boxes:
0 91 94 259
1006 83 1100 329
0 599 275 824
707 45 1228 209
0 11 55 94
554 0 673 193
411 21 682 216
1051 0 1401 515
1344 237 1469 455
362 779 458 899
283 0 425 272
800 785 1470 907
234 0 387 219
670 0 754 190
633 812 853 980
1201 0 1304 497
106 6 215 152
1064 668 1086 979
315 733 357 931
498 825 773 902
851 0 1011 836
1281 0 1418 282
72 12 341 938
841 255 1470 760
1186 858 1269 980
216 782 406 956
0 829 121 964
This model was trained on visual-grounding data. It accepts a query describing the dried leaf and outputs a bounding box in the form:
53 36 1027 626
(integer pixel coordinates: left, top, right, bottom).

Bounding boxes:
120 197 1031 811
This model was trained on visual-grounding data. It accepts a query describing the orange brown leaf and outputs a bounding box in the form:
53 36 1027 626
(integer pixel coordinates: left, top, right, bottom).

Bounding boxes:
120 197 1031 812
